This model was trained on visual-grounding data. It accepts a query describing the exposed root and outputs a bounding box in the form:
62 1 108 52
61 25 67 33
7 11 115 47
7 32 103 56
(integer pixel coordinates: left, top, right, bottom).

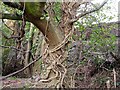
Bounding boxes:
38 25 74 88
55 71 62 88
39 59 67 87
39 50 68 87
40 69 59 83
59 63 67 87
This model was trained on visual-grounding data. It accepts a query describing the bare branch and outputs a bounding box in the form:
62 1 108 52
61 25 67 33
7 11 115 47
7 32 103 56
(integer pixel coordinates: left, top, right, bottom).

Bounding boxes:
69 0 108 23
2 0 23 10
0 55 42 80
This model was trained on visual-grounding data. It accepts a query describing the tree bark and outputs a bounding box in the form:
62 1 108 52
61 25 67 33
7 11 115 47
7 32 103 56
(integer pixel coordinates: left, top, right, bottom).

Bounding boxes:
24 23 34 77
23 2 66 88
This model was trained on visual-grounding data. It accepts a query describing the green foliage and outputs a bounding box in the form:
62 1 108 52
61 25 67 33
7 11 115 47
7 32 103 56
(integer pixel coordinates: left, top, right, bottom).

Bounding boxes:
89 25 117 52
94 76 110 86
74 2 117 68
53 3 61 22
9 76 17 80
117 82 120 86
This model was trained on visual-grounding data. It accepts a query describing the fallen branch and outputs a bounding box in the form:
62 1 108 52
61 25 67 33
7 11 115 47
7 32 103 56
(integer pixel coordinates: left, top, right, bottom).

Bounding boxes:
0 55 42 80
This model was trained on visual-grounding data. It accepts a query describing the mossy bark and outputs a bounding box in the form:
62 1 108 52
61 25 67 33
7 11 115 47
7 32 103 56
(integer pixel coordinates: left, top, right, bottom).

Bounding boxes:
23 2 66 87
24 2 63 49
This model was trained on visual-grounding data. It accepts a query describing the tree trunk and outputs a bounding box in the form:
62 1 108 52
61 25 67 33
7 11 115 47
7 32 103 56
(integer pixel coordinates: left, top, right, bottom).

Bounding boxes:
21 2 79 88
24 23 34 77
24 3 67 88
32 32 43 76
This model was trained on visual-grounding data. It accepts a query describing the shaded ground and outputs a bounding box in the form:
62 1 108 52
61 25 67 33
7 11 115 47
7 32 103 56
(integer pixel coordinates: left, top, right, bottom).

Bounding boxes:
2 77 30 88
1 67 120 88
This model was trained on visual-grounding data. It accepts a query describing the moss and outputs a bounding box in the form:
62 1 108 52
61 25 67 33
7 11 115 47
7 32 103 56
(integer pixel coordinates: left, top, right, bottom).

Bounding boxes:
25 2 46 17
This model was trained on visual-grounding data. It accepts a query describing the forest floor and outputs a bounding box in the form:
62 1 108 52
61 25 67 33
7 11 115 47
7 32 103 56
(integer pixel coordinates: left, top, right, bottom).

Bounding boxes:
1 67 120 88
2 77 31 88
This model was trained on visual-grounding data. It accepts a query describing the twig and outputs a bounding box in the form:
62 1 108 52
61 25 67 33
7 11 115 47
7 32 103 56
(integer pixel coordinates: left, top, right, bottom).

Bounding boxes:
88 51 108 55
69 0 108 23
0 45 27 53
113 68 117 88
0 55 42 81
106 80 110 89
2 19 14 31
110 52 119 61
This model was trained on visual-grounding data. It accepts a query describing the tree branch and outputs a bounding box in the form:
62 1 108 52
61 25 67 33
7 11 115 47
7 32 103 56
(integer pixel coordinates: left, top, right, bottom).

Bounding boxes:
2 0 23 10
0 12 29 21
0 12 22 20
0 55 42 80
69 0 108 23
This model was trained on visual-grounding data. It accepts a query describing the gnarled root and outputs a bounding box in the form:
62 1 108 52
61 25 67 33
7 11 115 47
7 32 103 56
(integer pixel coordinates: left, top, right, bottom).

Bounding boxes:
38 58 67 88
